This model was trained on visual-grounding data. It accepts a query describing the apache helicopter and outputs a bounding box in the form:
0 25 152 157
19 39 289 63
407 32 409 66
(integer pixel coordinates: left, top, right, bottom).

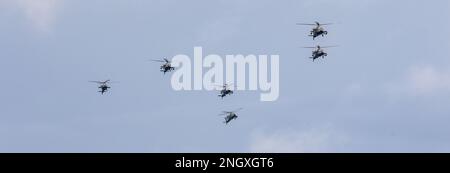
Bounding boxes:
151 58 175 74
215 83 234 99
219 108 243 125
89 80 113 95
297 22 332 40
303 45 338 61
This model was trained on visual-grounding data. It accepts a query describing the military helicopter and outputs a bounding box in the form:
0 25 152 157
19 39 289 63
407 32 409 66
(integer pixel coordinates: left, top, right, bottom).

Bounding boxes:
303 45 338 61
219 108 243 125
297 22 332 40
151 58 175 74
215 83 234 99
89 80 113 94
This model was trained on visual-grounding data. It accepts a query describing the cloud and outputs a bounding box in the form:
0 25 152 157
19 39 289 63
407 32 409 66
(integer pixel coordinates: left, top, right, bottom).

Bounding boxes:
407 66 450 94
249 125 348 153
5 0 62 32
385 65 450 97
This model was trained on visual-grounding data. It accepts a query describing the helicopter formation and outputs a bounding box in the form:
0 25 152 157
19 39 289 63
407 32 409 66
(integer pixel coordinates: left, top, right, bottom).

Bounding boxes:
90 63 241 124
298 21 337 62
89 21 337 125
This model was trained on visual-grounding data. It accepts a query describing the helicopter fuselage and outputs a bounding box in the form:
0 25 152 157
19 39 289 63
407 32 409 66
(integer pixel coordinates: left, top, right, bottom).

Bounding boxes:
161 64 175 74
98 84 110 94
311 50 327 61
219 89 233 98
224 114 238 124
310 28 328 40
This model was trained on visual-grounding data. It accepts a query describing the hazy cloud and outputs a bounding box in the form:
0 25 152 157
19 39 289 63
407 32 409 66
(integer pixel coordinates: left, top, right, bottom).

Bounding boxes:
385 65 450 97
408 66 450 94
249 125 348 153
7 0 62 32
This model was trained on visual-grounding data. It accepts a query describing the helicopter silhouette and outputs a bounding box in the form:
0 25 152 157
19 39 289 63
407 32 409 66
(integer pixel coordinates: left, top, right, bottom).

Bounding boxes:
151 58 175 74
219 108 243 124
303 45 338 61
215 83 234 99
297 22 332 40
89 80 114 94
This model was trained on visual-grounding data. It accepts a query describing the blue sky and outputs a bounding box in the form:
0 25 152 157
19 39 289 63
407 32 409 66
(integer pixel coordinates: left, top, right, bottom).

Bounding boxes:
1 0 450 152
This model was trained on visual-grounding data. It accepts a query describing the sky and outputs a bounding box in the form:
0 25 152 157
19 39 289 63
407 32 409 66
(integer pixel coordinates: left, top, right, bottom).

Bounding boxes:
1 0 450 153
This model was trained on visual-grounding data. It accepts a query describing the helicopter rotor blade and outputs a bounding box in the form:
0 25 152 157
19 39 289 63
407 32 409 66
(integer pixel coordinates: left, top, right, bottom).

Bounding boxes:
88 81 103 84
296 23 316 26
218 112 230 116
213 83 234 87
214 82 234 85
150 59 166 63
163 58 170 63
320 45 339 48
89 79 117 84
212 84 224 88
315 21 333 26
302 45 338 49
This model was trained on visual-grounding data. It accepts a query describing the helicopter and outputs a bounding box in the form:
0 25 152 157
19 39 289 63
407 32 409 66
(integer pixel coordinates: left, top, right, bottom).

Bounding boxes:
219 108 243 124
151 58 175 74
297 22 332 40
303 45 338 61
215 83 234 99
89 80 113 94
